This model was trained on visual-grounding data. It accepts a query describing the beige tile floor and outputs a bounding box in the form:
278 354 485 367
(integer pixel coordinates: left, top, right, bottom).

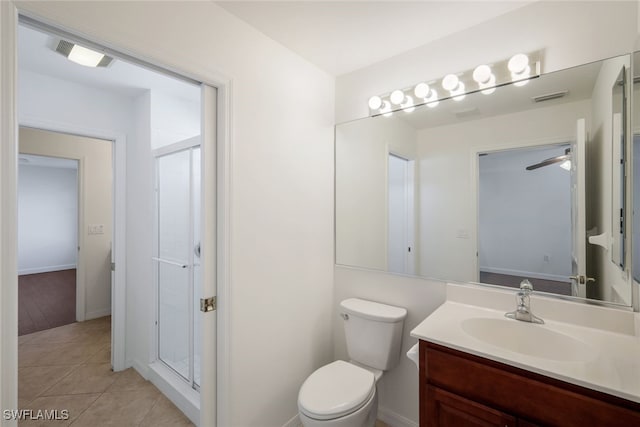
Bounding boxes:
18 316 193 426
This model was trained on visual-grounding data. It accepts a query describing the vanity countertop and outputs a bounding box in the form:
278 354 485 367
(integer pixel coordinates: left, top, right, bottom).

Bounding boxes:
411 300 640 404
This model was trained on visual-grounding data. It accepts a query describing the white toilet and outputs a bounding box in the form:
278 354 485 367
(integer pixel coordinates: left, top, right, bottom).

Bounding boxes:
297 298 407 427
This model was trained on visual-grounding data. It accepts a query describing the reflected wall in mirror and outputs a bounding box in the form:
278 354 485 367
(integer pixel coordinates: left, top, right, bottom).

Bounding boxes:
336 54 632 306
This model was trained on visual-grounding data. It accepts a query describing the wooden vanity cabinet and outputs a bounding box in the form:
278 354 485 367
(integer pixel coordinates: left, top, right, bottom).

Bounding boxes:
419 341 640 427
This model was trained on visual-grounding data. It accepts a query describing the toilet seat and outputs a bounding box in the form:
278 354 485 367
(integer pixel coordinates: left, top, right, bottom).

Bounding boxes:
298 360 375 421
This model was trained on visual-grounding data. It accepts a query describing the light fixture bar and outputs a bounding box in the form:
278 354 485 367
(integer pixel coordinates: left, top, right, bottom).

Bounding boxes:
367 51 542 117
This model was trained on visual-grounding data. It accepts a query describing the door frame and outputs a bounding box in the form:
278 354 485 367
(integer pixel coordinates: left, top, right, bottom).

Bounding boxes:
0 4 233 427
19 122 125 369
471 136 573 284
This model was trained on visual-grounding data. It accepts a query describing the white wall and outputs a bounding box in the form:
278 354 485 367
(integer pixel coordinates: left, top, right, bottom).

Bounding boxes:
336 1 638 123
150 90 200 149
18 163 78 275
336 116 416 272
478 146 571 282
20 128 113 320
15 2 336 427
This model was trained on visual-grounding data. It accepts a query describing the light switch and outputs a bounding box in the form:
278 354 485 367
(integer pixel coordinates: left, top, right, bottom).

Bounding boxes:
88 224 105 235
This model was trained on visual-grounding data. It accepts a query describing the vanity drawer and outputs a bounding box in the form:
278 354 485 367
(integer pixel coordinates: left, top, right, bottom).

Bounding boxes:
420 341 640 427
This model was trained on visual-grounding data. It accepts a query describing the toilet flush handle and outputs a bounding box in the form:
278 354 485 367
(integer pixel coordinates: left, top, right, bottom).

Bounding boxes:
340 313 349 320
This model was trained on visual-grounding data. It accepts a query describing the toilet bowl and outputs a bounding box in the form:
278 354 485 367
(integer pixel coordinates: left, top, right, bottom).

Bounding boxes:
297 299 407 427
298 361 378 427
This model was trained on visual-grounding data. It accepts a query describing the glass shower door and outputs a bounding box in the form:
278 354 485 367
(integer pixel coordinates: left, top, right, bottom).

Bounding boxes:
155 142 201 388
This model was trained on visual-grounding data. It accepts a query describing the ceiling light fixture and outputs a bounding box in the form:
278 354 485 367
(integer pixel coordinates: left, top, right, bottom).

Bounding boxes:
55 39 114 68
366 51 541 116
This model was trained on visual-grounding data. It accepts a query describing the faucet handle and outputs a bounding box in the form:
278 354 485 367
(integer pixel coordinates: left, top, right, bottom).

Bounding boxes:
519 279 533 294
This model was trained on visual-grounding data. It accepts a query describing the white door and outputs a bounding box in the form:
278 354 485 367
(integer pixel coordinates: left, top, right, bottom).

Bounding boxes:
387 154 415 274
570 118 587 297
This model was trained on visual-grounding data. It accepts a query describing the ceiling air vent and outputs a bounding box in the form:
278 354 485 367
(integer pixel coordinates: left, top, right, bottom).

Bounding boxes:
531 90 568 103
54 39 114 68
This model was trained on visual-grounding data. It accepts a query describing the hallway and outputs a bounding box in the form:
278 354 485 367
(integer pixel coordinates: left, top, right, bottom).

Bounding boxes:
18 316 193 426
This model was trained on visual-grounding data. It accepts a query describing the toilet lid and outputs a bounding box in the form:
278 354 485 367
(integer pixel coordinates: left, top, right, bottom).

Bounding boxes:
298 360 375 420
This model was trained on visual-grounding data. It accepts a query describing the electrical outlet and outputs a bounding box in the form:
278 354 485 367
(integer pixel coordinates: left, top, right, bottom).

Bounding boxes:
88 224 105 235
456 229 469 239
543 254 550 262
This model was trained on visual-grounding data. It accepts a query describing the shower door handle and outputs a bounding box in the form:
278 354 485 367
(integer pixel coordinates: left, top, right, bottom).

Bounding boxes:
152 257 188 268
194 243 201 258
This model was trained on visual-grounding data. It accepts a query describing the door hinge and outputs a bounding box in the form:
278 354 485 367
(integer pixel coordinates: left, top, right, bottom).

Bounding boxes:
200 296 216 313
111 262 116 272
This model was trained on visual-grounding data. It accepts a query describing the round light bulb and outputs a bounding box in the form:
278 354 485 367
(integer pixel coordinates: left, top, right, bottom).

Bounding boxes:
442 74 460 92
414 82 430 99
390 89 406 105
401 96 415 113
508 53 529 74
381 100 393 117
472 65 492 84
452 82 466 101
513 79 529 87
425 88 439 108
368 95 382 110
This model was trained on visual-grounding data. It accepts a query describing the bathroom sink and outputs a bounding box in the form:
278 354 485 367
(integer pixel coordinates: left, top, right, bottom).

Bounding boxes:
461 317 595 362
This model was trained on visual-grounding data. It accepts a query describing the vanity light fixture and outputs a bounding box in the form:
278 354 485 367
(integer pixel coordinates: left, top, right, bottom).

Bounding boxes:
508 53 531 87
442 74 466 101
414 83 439 108
473 64 496 95
55 39 114 68
366 51 541 116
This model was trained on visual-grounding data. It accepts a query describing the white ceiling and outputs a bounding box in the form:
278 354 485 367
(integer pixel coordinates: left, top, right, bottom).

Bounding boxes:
215 1 534 76
18 24 200 102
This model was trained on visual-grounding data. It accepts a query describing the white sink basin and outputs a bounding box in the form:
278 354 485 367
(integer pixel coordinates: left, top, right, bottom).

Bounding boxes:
461 317 595 362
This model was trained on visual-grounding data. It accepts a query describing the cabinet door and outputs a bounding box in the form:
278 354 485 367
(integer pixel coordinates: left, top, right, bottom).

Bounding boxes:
427 385 516 427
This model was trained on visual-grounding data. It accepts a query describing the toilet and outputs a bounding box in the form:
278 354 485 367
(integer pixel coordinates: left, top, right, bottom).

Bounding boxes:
297 298 407 427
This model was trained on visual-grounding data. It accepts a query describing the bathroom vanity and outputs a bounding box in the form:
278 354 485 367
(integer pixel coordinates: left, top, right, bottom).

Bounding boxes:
410 285 640 427
420 341 640 426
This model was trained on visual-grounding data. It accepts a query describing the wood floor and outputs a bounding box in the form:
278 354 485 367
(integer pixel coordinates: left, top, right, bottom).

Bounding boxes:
19 269 76 336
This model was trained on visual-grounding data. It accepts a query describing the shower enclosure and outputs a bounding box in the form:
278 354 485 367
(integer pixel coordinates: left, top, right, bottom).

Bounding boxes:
153 137 202 390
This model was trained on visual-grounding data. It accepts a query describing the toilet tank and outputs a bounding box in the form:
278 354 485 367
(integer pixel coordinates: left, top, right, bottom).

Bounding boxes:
340 298 407 371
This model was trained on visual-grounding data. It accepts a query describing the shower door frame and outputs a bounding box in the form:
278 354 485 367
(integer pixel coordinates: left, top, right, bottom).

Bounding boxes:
152 137 202 392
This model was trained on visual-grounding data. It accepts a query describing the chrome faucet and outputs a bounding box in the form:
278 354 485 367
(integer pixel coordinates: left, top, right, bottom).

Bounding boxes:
505 279 544 324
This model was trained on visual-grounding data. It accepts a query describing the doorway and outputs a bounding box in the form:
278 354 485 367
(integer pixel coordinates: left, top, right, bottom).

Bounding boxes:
387 153 415 275
18 153 79 335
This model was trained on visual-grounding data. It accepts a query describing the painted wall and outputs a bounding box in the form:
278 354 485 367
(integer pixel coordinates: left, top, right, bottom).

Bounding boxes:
336 1 638 123
150 90 200 149
20 128 113 320
336 116 416 272
478 146 571 282
15 2 335 427
18 163 78 275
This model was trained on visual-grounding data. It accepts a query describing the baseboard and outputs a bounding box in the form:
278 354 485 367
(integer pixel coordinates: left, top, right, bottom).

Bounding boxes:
18 264 76 275
131 359 149 379
85 308 111 320
282 413 301 427
378 406 418 427
479 266 569 283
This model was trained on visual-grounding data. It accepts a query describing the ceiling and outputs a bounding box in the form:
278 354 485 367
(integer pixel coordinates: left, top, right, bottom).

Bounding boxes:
215 1 534 76
18 24 200 102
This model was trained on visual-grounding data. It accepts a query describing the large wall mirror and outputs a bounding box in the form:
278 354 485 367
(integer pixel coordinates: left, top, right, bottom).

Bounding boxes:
336 54 632 306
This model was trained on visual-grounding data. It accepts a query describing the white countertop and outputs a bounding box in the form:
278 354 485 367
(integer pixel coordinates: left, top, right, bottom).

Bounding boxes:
411 300 640 403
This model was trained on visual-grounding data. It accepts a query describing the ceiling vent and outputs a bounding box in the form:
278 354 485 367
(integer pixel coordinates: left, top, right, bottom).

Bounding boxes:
453 107 480 118
531 90 568 103
55 39 114 68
